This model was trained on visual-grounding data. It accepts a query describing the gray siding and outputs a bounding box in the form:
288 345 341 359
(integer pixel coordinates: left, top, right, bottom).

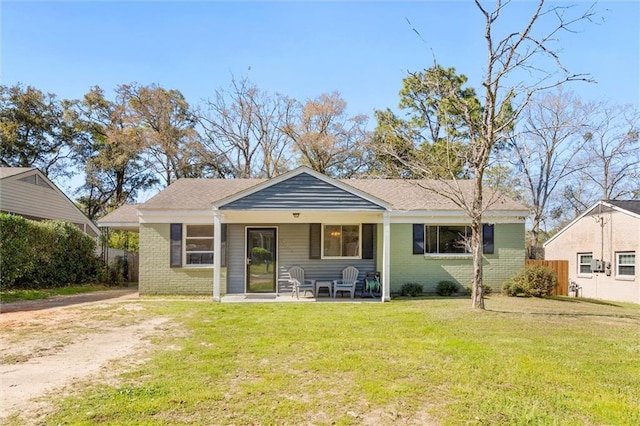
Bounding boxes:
0 170 99 236
225 223 377 294
227 224 247 294
220 173 384 211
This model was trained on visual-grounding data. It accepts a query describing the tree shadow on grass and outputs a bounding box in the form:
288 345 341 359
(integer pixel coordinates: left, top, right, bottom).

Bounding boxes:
485 297 640 322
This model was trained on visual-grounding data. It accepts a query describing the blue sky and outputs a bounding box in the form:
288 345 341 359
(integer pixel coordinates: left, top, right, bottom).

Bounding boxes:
2 0 639 123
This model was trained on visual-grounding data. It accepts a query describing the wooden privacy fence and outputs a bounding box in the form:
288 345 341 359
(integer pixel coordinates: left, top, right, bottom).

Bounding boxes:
105 248 139 282
526 259 569 296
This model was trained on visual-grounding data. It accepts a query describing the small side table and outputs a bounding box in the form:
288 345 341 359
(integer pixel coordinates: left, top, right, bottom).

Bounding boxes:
315 280 333 298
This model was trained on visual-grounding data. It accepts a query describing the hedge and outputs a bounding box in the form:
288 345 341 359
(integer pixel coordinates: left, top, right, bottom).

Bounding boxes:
0 213 100 289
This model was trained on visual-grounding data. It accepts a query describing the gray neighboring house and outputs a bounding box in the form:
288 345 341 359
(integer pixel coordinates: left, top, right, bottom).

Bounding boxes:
99 167 528 300
544 200 639 304
0 167 100 237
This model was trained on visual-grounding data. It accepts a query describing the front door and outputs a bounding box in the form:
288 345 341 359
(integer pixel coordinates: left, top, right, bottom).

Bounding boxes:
246 227 277 293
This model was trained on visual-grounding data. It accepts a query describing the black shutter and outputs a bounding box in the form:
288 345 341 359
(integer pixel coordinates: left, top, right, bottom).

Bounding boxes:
483 224 494 254
412 224 424 254
309 223 321 259
220 224 227 267
170 223 182 267
362 224 374 259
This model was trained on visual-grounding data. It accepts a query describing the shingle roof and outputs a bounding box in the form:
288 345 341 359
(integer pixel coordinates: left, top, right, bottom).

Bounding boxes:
0 167 34 179
138 176 526 212
608 200 640 215
99 203 140 224
141 178 265 210
98 172 528 227
343 178 526 211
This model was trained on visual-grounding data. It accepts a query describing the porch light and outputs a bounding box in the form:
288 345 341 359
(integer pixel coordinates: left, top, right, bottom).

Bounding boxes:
292 212 300 218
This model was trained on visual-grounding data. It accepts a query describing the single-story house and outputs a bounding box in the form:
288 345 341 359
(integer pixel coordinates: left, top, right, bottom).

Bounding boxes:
0 167 100 237
544 200 639 304
98 167 528 300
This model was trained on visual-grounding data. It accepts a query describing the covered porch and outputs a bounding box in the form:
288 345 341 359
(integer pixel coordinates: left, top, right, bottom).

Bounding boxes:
212 212 391 302
211 168 393 302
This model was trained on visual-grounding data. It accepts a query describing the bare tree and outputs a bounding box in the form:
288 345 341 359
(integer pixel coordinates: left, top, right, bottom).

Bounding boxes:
198 77 295 178
284 91 372 178
378 1 595 309
508 88 591 258
578 103 639 200
124 83 201 186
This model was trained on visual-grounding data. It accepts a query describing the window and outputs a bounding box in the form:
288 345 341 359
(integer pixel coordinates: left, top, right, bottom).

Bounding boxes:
578 253 593 275
170 223 225 268
322 224 360 258
426 225 470 254
616 252 636 277
413 224 494 255
185 225 214 265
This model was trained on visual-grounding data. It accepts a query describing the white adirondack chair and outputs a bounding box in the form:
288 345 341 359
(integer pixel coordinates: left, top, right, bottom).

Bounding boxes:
289 266 315 298
333 266 359 299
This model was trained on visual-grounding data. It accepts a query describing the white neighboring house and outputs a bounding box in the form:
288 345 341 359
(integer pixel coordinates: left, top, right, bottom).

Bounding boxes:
0 167 100 237
544 200 639 304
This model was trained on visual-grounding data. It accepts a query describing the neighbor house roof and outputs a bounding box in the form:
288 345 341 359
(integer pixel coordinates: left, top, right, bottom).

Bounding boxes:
0 167 34 179
0 167 101 237
607 200 640 216
544 199 640 247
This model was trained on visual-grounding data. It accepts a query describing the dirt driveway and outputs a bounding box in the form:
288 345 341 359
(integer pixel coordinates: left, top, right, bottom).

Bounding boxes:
0 289 171 424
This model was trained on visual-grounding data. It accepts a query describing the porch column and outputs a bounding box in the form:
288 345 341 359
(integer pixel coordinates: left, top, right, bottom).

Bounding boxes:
213 211 222 302
382 211 391 302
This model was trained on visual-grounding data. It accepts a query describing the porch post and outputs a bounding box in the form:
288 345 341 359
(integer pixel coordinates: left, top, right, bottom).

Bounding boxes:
382 211 391 302
213 211 222 302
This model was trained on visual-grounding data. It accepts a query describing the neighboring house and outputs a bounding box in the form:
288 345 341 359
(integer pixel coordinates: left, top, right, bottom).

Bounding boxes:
98 167 528 300
0 167 100 237
544 200 639 304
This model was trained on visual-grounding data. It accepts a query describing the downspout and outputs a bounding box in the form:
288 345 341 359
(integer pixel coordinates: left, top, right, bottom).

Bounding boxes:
213 210 222 302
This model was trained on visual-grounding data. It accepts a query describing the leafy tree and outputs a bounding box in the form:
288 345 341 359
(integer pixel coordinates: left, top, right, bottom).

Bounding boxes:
198 77 295 178
69 85 157 220
284 91 372 178
373 66 478 178
107 230 139 252
0 84 75 179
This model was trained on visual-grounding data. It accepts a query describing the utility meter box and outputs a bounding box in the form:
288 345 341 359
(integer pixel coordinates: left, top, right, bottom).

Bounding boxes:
591 259 606 273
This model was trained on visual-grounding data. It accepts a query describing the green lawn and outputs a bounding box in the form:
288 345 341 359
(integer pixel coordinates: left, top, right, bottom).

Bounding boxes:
44 297 640 425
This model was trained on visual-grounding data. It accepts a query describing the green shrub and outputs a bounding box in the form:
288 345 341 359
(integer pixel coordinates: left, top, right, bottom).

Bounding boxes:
502 280 526 297
436 280 459 296
0 213 100 289
400 282 423 297
465 284 493 297
502 265 557 297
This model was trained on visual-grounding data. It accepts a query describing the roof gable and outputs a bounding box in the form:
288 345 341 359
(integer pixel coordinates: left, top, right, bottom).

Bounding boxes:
0 167 100 236
544 200 640 247
0 167 35 179
216 167 389 211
